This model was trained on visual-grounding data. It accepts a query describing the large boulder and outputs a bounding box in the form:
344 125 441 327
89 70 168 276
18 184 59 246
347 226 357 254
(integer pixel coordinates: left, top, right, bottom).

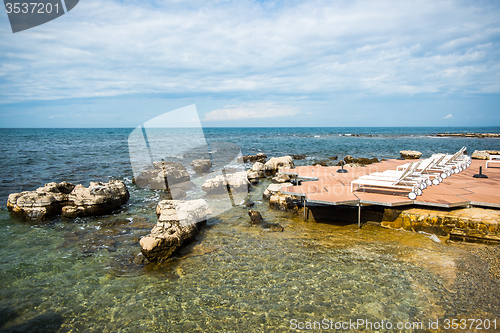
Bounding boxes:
191 159 212 174
140 199 211 261
272 172 292 183
471 150 490 160
7 180 129 220
246 170 260 185
133 161 190 189
62 181 130 218
399 150 422 159
264 156 294 176
201 171 249 194
340 156 379 167
250 162 266 178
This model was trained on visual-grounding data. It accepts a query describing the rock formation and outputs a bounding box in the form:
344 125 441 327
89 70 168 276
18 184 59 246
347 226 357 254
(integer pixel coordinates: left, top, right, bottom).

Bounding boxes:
201 171 249 194
238 153 267 164
250 162 266 178
7 180 129 220
471 150 500 160
338 156 379 167
133 161 190 189
191 159 212 174
262 183 300 212
248 210 264 224
436 133 500 138
399 150 422 159
140 199 211 261
246 170 260 185
264 156 294 176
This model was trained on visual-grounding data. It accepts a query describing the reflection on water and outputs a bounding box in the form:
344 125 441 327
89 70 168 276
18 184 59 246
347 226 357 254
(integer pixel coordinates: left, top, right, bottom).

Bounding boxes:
1 178 498 332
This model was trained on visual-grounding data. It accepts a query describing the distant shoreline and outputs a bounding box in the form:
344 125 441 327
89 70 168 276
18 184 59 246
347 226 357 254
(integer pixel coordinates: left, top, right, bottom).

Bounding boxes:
436 133 500 138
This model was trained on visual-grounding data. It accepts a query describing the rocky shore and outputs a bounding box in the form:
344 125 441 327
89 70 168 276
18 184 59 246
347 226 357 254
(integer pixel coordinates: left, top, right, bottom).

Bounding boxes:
7 180 129 220
436 132 500 138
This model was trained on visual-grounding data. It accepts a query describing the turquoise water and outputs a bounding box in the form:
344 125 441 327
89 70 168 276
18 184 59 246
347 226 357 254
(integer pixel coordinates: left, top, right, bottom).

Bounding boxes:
1 127 500 332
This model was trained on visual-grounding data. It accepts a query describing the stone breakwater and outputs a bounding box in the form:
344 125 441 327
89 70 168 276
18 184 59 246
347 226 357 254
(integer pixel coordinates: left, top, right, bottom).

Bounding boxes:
436 132 500 138
7 180 129 220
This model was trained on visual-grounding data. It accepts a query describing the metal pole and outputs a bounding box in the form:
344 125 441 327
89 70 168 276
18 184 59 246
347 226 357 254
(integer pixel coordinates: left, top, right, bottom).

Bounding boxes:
358 203 361 228
303 197 306 221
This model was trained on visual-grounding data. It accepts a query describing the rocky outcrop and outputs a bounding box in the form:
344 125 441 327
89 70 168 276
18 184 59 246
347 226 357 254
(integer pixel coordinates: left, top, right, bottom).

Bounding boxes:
201 171 249 194
250 162 266 178
263 184 282 200
263 183 300 212
272 172 292 183
7 180 129 220
381 207 500 244
471 150 490 160
238 153 267 164
140 199 211 261
133 161 190 189
264 156 294 176
337 156 379 167
399 150 422 159
291 154 307 160
436 133 500 138
191 159 212 174
246 170 260 185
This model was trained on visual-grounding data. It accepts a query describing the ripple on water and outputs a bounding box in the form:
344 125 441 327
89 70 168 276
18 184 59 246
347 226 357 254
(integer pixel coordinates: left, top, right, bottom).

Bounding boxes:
0 179 499 331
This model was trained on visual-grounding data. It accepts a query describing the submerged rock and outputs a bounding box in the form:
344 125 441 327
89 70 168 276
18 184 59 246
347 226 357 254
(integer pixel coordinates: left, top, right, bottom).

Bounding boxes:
399 150 422 159
248 210 264 224
248 210 283 232
140 199 212 261
291 154 307 160
7 180 129 220
191 159 212 174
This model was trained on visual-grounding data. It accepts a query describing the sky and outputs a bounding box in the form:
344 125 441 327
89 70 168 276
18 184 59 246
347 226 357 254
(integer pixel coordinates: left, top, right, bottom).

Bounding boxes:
0 0 499 128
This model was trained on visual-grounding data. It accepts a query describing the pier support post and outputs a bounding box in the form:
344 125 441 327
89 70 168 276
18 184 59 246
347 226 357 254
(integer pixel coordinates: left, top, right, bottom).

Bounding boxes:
303 197 307 221
358 203 361 228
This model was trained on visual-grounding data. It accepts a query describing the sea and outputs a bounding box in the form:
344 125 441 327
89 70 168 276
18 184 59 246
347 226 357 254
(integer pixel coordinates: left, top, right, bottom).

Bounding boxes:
0 127 499 332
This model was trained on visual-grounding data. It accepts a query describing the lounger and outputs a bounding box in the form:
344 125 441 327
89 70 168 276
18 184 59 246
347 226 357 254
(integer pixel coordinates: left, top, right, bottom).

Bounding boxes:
486 155 500 169
351 162 424 199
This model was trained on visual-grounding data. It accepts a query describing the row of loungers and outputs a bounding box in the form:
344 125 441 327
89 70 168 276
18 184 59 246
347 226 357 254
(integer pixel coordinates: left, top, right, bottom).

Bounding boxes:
351 147 471 200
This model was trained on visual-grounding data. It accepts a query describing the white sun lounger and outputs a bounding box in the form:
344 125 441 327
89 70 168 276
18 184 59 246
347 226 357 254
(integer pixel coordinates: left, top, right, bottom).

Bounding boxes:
486 155 500 169
351 162 424 199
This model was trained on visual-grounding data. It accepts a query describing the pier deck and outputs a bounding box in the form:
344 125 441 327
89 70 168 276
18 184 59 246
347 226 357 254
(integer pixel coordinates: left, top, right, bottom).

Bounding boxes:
281 159 500 209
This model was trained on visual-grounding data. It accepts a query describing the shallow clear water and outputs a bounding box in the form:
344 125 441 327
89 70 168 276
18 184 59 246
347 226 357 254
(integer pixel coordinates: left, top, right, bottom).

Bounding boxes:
1 127 499 332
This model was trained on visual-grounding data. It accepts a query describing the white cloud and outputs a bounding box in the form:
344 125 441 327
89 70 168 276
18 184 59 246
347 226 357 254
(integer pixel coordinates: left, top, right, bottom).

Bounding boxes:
0 0 499 104
203 103 298 121
444 114 453 119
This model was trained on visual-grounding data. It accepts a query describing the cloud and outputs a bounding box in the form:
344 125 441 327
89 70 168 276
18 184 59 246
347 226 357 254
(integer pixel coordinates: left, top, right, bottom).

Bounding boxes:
444 114 453 119
203 103 298 121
